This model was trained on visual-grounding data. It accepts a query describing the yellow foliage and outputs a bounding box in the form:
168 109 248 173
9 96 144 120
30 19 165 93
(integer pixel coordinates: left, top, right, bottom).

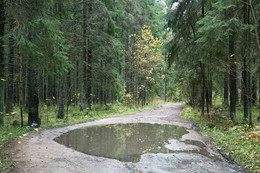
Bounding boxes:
126 25 165 96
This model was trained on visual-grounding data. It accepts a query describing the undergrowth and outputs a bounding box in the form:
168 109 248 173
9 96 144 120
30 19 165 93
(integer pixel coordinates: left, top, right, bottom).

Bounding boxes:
181 105 260 172
0 100 166 172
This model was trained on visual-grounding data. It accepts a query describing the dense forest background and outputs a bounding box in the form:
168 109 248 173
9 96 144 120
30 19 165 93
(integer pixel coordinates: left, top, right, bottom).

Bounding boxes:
0 0 168 127
0 0 259 127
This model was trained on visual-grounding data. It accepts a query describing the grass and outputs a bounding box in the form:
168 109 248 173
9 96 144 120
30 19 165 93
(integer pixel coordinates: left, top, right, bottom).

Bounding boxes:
181 103 260 172
0 100 167 172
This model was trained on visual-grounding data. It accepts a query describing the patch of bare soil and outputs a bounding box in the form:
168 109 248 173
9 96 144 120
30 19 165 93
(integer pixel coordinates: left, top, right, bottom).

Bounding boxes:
6 104 245 173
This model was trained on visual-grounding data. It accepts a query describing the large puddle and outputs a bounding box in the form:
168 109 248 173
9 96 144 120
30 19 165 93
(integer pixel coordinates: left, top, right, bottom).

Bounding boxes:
54 123 212 163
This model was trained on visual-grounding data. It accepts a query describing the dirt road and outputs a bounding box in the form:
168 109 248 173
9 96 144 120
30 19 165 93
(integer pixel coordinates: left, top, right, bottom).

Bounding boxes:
9 104 245 173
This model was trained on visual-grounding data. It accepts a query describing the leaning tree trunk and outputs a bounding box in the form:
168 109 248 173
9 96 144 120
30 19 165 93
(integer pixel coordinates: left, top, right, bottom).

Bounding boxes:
0 0 5 125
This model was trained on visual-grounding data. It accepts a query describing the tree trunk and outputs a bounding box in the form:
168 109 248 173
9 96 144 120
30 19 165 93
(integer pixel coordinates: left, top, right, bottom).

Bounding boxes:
206 67 210 117
248 67 252 126
200 0 205 116
242 57 248 121
6 20 15 113
0 0 5 125
66 70 71 119
242 0 249 121
80 0 87 111
28 66 40 127
19 52 23 127
57 73 65 119
229 33 236 121
200 62 205 116
164 56 167 102
252 73 257 106
224 64 229 106
86 0 93 109
258 67 260 122
209 72 213 107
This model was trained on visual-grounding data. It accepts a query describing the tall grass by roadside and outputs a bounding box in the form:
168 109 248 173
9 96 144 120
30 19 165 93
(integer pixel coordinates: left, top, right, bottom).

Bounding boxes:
181 103 260 172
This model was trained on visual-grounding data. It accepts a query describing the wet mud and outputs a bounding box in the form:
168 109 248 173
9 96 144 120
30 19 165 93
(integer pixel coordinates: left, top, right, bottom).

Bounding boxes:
8 104 245 173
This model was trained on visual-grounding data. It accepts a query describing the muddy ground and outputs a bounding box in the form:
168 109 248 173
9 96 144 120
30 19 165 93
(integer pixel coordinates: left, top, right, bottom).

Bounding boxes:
7 104 246 173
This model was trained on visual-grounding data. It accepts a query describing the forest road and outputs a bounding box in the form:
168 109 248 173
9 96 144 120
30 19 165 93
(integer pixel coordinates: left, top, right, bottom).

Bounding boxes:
9 103 246 173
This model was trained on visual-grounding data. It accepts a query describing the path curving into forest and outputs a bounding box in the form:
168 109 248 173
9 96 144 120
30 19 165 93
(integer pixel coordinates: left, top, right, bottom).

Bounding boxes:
8 104 245 173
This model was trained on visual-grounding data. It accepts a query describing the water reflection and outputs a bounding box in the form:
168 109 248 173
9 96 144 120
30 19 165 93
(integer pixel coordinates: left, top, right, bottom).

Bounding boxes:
54 123 189 162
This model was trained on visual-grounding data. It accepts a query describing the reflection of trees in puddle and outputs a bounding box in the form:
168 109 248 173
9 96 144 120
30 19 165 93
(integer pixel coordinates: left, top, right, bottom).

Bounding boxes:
54 123 193 162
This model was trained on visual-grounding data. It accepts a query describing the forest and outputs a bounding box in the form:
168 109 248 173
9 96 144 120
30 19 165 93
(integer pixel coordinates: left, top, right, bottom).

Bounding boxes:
0 0 260 172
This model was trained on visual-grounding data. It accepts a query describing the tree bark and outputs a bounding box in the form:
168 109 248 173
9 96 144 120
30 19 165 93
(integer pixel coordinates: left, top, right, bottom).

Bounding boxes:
66 70 71 119
57 73 65 119
200 0 205 116
19 52 23 127
258 68 260 122
252 73 257 106
28 66 40 127
248 67 252 126
206 67 210 117
0 0 5 125
6 19 15 113
200 63 205 116
209 71 213 107
86 0 93 109
229 33 236 121
80 0 87 111
242 0 249 121
224 63 229 106
164 56 167 102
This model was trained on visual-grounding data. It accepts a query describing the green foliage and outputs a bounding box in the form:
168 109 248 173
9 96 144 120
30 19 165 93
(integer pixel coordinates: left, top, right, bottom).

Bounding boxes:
181 105 260 172
0 152 15 173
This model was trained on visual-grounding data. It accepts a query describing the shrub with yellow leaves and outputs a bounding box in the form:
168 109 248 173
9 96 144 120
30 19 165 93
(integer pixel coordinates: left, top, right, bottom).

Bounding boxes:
126 25 164 104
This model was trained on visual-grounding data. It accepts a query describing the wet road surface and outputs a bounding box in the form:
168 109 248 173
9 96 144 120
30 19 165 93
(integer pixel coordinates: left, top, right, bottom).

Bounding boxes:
10 104 245 173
